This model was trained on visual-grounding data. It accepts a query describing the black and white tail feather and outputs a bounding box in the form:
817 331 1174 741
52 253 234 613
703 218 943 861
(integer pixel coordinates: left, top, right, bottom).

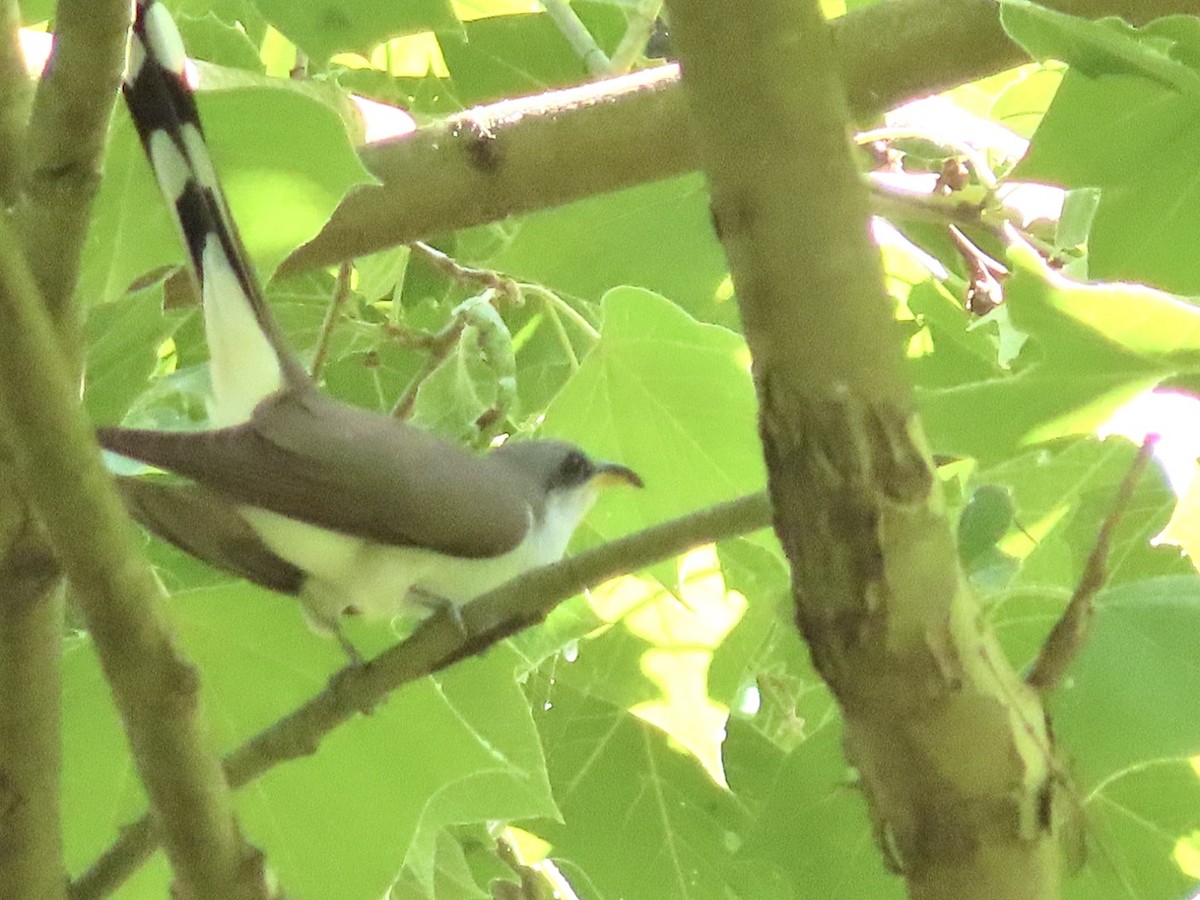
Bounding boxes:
124 0 307 425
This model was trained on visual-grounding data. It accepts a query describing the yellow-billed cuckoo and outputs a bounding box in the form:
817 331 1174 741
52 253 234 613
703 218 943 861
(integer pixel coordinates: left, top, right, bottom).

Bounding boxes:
100 1 641 652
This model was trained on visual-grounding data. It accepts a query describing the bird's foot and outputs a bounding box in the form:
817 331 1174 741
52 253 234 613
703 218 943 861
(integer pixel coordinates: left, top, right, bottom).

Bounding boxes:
408 588 469 637
300 595 367 667
333 624 366 668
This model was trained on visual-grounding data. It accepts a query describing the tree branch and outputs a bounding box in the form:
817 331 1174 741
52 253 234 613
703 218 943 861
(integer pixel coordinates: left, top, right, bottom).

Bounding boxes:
0 0 29 203
664 0 1062 896
0 214 272 899
71 492 773 898
1027 437 1156 693
18 0 130 324
0 463 66 900
281 0 1183 275
0 5 62 898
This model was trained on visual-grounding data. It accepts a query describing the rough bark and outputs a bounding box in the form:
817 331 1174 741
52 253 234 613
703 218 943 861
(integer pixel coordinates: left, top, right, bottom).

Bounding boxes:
663 0 1063 897
282 0 1185 274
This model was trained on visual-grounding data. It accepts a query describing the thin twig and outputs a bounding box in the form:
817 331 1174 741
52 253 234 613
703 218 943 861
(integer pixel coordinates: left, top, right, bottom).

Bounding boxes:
309 261 353 380
70 491 774 898
949 225 1006 315
1026 437 1158 693
855 125 1001 191
521 283 600 342
495 830 569 900
542 0 611 74
410 241 521 306
386 247 530 420
608 0 665 75
389 318 468 419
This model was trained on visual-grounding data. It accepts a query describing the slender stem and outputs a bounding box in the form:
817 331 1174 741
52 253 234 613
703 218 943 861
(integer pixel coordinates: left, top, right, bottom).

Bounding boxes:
0 5 63 898
389 317 468 419
856 126 1001 190
310 261 354 381
411 241 521 305
521 283 600 341
608 0 664 75
1027 438 1157 693
543 0 611 74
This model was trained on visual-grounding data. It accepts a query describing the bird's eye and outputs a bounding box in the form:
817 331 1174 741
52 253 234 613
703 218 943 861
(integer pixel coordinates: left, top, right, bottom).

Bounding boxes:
560 449 592 483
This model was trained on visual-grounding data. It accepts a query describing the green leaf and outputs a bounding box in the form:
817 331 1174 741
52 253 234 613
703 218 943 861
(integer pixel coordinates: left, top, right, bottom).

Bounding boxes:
918 242 1200 460
176 11 265 71
63 579 556 898
411 295 516 444
179 586 554 896
390 829 493 899
1027 576 1200 896
1000 2 1200 91
543 287 764 542
725 718 903 898
84 290 189 425
906 278 1002 391
957 484 1016 565
252 0 461 63
438 5 627 105
484 174 735 327
985 437 1184 601
19 0 54 22
61 634 148 875
1051 576 1200 789
532 682 785 900
1007 9 1200 293
1064 760 1200 900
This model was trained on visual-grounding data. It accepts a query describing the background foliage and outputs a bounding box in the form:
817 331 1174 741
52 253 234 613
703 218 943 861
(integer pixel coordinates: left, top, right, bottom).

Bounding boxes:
50 0 1200 897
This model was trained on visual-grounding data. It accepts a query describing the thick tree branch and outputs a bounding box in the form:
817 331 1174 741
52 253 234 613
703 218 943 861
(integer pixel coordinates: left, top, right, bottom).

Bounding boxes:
0 5 63 899
282 0 1183 275
0 214 271 899
18 0 130 324
71 492 773 898
664 0 1061 897
0 0 28 203
0 464 66 900
280 63 691 275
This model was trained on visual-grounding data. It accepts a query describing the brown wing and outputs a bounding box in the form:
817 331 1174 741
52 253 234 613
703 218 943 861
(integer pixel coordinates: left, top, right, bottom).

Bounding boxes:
97 387 534 559
115 476 305 593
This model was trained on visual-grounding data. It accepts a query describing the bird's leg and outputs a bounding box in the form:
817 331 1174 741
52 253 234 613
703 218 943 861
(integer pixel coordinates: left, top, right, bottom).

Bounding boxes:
332 625 366 668
299 595 366 667
407 587 470 637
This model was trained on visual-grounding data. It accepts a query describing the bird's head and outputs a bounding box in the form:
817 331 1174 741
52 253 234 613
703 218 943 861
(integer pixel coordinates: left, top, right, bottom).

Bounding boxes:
490 440 642 557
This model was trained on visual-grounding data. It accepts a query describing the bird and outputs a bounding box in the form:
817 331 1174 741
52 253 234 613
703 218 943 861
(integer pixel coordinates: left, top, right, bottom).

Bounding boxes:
99 0 642 658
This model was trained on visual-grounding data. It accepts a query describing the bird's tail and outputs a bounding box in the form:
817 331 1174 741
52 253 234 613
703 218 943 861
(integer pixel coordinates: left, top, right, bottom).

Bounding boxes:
123 0 307 424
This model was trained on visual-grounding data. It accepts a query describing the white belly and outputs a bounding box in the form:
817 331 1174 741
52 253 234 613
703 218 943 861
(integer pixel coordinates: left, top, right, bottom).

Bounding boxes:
241 505 553 629
241 484 596 634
